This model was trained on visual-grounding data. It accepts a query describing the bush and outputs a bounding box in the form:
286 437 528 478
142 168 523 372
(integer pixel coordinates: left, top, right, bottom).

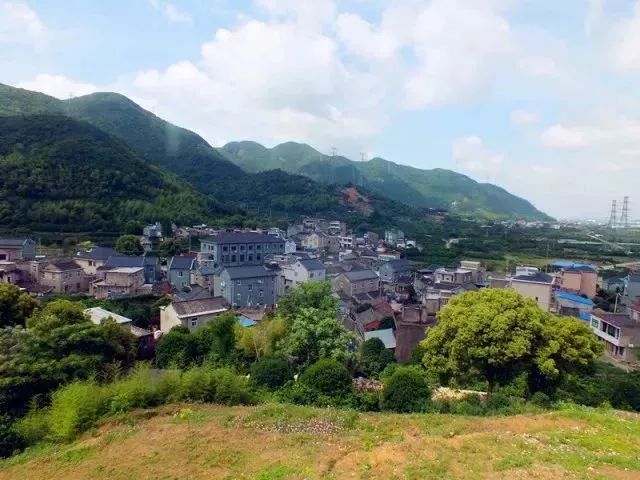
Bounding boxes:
529 391 552 408
485 393 513 411
250 356 292 390
359 338 395 379
48 382 109 441
12 409 50 447
382 368 431 413
350 392 381 412
0 415 22 458
107 367 165 413
299 359 352 398
276 382 318 406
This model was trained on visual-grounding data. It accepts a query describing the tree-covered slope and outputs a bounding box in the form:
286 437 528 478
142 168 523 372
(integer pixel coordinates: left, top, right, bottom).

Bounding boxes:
220 140 551 220
0 115 220 232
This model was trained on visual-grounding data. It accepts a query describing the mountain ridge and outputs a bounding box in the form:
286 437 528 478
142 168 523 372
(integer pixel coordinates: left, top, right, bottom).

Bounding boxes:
220 140 551 221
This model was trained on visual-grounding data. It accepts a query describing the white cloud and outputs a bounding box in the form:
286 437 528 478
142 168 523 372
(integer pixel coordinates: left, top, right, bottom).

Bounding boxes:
611 1 640 71
403 0 514 108
518 56 560 78
0 1 45 44
540 125 592 149
511 109 539 126
452 135 504 180
149 0 192 23
17 74 100 98
336 13 400 61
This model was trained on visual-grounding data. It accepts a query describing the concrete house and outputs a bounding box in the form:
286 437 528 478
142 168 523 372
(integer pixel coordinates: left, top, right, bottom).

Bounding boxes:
332 270 380 297
554 290 594 318
379 259 412 283
92 267 146 299
625 272 640 307
168 255 197 291
589 308 640 363
200 232 285 269
75 247 119 276
510 272 554 311
555 265 598 298
85 307 154 353
102 255 159 284
278 258 326 295
434 267 473 285
214 265 278 308
0 261 20 285
40 260 88 293
160 296 229 332
0 238 36 261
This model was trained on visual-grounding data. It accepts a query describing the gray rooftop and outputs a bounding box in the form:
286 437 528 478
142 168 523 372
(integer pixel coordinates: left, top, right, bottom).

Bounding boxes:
298 259 325 271
172 296 228 317
104 255 158 269
0 238 33 247
77 246 120 261
512 272 554 284
202 231 284 244
223 265 278 280
343 270 379 282
169 255 197 270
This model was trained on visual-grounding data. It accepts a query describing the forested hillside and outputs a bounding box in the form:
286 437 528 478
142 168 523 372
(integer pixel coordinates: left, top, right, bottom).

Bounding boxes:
0 115 221 232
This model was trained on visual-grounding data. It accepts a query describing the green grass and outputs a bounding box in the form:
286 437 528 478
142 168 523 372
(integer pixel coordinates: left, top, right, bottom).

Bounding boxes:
1 403 639 480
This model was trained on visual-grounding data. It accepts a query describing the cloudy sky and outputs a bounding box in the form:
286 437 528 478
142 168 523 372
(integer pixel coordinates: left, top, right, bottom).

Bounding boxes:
2 0 639 219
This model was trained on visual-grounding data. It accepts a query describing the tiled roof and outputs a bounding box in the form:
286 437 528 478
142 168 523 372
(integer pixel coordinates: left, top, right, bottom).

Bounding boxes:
46 260 82 271
223 265 278 280
202 231 284 244
104 255 158 269
592 309 638 328
77 247 119 261
0 238 32 247
169 256 196 270
512 272 554 284
343 270 379 282
364 328 396 349
84 307 132 325
298 259 325 271
383 258 412 270
172 296 228 317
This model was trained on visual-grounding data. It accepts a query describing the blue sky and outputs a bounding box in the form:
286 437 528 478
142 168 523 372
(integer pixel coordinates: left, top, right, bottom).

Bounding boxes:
2 0 640 219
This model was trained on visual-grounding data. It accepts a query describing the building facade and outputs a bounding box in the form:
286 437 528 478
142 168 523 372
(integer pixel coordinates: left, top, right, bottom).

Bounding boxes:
160 296 229 332
589 309 640 363
0 238 36 261
332 270 380 297
214 265 278 307
200 232 285 269
510 272 554 311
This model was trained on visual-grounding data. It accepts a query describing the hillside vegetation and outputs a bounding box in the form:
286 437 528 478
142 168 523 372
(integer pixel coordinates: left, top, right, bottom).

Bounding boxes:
0 83 431 228
1 403 638 480
0 115 220 231
220 140 551 221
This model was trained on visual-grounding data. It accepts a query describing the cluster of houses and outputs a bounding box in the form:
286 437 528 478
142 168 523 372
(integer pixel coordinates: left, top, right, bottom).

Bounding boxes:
2 222 640 367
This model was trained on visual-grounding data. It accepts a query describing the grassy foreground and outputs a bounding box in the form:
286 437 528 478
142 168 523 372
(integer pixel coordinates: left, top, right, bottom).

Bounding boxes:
1 403 639 480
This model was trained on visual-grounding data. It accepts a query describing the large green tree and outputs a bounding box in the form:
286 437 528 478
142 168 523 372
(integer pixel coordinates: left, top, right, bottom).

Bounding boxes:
115 235 144 256
420 289 602 394
277 281 338 320
278 307 355 365
0 284 38 327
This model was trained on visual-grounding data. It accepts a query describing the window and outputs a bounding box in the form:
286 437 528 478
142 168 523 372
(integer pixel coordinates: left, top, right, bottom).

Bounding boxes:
256 245 262 251
257 254 261 261
223 246 228 252
190 319 197 328
310 272 314 278
248 245 253 251
259 290 264 298
248 284 252 291
231 255 236 262
237 280 242 285
239 254 245 262
248 255 253 262
240 245 245 251
231 245 237 252
590 318 599 329
178 271 183 277
222 255 229 263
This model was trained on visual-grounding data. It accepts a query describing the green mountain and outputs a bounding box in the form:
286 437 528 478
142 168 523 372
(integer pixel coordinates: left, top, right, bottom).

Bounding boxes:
0 83 429 231
220 141 551 220
0 114 221 232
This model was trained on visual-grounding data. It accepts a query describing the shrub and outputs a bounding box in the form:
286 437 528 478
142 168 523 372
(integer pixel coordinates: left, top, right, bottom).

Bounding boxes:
382 368 431 413
299 359 352 398
529 391 552 408
209 368 253 405
276 382 318 406
0 415 22 458
250 356 292 390
485 392 512 411
350 392 381 412
12 409 50 447
48 382 109 441
359 338 395 378
107 367 165 413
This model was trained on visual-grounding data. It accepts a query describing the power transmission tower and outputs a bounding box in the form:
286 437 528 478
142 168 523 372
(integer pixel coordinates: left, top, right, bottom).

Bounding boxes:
608 200 618 229
331 146 337 157
620 196 630 229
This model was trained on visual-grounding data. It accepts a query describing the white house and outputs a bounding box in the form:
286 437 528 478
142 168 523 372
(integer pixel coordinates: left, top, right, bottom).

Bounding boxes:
278 258 326 296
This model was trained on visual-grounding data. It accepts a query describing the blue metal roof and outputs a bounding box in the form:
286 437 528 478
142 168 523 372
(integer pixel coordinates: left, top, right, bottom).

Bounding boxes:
555 290 595 306
550 261 598 270
236 315 257 327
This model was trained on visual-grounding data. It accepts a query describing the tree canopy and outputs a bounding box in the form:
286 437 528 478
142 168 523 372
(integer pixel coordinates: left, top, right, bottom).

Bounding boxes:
420 289 602 394
0 284 38 327
115 235 144 256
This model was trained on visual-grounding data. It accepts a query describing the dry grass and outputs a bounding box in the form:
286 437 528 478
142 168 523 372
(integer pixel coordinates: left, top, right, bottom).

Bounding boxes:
1 403 639 480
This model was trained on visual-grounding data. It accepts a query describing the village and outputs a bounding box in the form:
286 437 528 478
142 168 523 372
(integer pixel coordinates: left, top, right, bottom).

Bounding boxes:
2 217 639 369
